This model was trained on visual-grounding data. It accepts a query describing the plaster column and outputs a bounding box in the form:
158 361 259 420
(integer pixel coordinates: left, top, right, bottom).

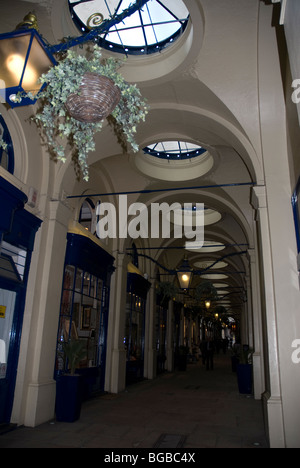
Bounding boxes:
16 200 71 427
105 252 128 394
180 307 185 346
239 297 248 346
245 274 253 348
144 281 157 380
251 186 285 447
248 248 265 401
166 300 174 372
258 2 300 447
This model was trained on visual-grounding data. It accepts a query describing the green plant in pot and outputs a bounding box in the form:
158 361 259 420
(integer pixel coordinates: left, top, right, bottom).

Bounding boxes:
23 45 149 181
61 339 87 375
56 339 87 422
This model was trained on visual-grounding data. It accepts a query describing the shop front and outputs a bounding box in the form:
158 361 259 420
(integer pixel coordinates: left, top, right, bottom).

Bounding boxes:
155 298 167 374
55 232 115 398
125 272 151 384
0 176 41 424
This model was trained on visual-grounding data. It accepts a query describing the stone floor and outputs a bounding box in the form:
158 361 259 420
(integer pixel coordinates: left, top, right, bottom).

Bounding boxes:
0 354 269 449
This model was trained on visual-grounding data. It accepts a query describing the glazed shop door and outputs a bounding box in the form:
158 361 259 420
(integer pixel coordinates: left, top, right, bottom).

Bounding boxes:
0 287 18 424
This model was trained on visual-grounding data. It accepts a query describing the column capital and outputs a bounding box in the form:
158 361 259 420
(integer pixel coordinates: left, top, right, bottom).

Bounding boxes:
251 185 267 210
247 248 257 263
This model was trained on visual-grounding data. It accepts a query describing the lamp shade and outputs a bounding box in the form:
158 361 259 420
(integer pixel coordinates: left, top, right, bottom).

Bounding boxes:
177 257 193 290
0 28 56 108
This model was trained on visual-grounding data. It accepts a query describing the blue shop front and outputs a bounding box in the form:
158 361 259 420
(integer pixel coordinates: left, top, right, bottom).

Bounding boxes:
55 232 115 399
0 176 41 424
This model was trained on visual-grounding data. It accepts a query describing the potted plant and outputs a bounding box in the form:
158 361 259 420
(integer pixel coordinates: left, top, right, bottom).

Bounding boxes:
55 339 86 422
23 45 149 181
236 345 253 395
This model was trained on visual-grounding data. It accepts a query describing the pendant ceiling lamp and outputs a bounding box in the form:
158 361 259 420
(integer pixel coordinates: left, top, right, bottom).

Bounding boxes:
177 256 193 290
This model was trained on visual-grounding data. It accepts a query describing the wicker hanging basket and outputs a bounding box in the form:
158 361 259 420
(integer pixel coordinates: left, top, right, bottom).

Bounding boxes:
65 72 121 123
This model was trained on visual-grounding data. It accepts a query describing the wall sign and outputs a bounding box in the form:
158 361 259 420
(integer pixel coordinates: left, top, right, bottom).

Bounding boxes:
0 306 6 318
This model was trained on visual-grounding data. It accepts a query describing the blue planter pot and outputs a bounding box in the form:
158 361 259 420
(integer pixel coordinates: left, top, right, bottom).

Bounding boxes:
55 374 83 422
237 364 252 394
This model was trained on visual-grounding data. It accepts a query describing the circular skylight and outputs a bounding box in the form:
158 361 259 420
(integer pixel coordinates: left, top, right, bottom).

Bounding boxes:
68 0 190 56
144 141 206 160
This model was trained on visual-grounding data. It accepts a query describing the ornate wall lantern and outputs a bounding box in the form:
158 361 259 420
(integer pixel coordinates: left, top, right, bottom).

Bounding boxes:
0 13 56 108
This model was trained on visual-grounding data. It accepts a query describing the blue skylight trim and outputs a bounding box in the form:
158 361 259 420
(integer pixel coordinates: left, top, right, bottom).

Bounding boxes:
143 141 206 161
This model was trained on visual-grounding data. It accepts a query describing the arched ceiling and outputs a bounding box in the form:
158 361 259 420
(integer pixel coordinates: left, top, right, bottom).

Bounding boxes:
11 0 262 320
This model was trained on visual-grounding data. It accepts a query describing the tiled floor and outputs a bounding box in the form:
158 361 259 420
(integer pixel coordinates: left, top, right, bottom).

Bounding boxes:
0 354 269 448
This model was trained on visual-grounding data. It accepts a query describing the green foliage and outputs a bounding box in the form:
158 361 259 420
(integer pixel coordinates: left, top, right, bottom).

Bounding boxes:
195 281 218 302
24 45 149 181
239 346 253 365
62 339 86 375
157 281 179 304
0 139 7 151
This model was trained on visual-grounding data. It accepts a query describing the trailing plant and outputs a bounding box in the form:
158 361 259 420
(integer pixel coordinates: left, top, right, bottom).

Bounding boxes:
23 45 149 181
157 281 179 305
239 346 253 365
0 139 7 151
195 281 218 303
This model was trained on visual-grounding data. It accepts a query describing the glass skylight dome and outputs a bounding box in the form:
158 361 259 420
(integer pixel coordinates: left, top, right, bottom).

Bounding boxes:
68 0 190 55
144 141 206 160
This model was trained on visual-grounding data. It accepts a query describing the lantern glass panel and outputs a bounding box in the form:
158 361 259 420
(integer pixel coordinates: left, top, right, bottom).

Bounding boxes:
0 33 54 95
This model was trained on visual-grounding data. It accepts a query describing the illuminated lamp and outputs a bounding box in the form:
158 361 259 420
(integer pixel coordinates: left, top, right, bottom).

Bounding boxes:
0 13 56 108
177 256 193 290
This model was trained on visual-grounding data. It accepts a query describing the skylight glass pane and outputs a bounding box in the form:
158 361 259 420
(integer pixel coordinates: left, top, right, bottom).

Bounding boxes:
121 28 146 47
105 29 122 46
144 26 157 46
154 23 178 42
160 0 189 19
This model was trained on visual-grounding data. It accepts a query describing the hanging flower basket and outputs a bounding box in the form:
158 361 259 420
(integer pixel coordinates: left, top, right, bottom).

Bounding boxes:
65 72 121 123
22 45 149 181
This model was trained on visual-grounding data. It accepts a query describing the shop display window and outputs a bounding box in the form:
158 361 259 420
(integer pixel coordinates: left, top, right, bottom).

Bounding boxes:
125 292 145 363
56 264 105 372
